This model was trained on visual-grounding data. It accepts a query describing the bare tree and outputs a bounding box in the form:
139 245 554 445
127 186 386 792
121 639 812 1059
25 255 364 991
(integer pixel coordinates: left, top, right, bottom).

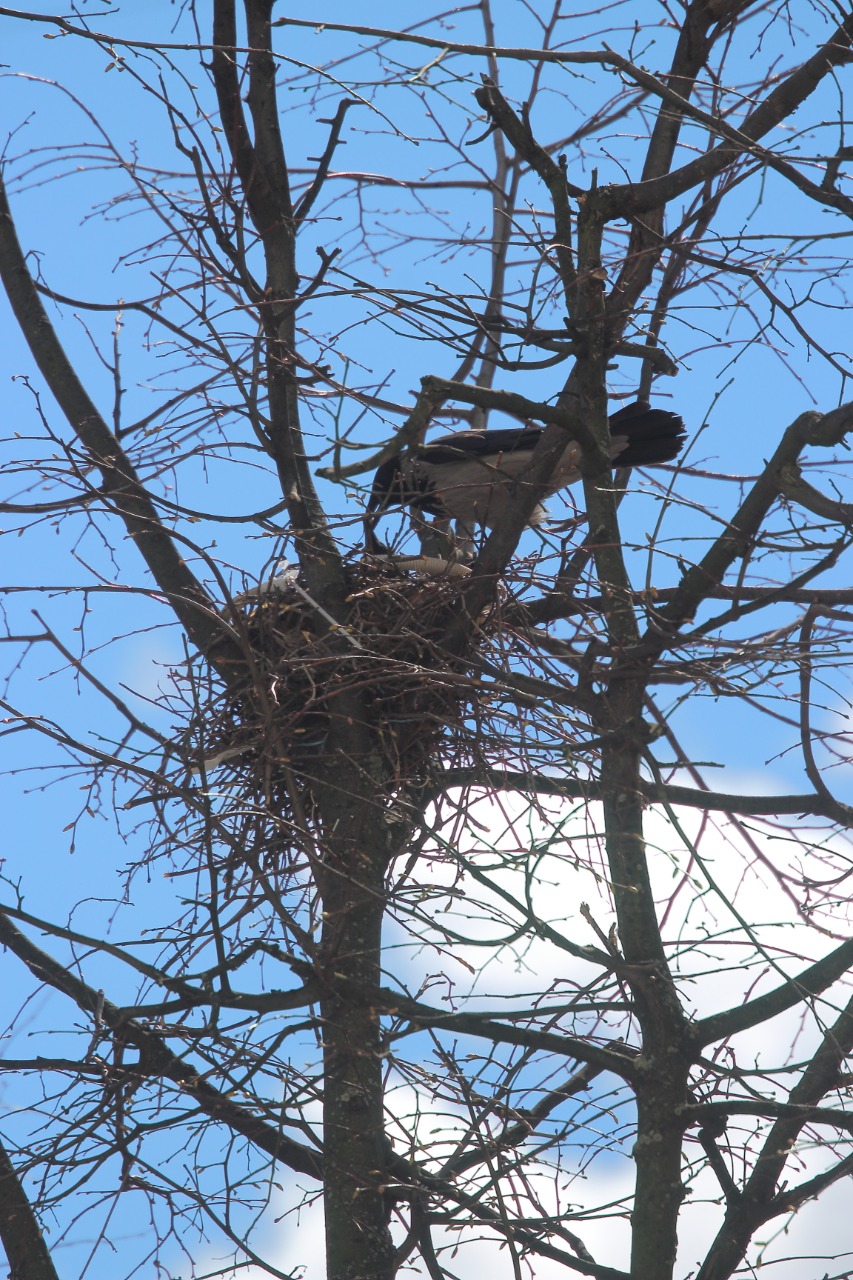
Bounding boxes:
2 4 853 1279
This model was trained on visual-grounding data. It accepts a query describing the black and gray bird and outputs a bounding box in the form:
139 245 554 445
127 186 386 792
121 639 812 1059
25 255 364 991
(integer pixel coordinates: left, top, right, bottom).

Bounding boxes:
365 400 686 560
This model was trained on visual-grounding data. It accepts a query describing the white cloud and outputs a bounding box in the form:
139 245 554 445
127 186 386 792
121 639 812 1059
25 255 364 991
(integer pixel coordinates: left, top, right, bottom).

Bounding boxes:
207 778 853 1278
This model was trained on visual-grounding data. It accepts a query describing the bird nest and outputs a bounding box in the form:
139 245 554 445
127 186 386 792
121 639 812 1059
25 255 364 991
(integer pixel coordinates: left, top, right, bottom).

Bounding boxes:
152 552 591 901
180 557 503 866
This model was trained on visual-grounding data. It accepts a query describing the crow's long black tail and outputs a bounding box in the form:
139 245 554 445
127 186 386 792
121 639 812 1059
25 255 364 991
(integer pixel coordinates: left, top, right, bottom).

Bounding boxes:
608 401 686 467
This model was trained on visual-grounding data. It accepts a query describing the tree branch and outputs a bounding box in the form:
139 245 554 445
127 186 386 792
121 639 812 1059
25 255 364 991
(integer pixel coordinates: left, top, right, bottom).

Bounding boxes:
698 935 853 1046
0 1138 59 1280
648 403 853 639
0 171 238 666
601 9 853 219
0 911 323 1180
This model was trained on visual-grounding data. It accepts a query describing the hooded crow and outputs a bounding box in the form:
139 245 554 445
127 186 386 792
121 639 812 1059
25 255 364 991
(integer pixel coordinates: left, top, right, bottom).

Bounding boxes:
365 399 685 559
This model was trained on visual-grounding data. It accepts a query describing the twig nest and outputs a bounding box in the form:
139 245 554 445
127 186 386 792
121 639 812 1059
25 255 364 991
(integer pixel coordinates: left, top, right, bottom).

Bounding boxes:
193 555 501 794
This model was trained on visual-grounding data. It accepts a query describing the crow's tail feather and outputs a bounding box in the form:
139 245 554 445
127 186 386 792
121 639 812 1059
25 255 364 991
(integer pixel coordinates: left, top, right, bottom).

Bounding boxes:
609 401 686 468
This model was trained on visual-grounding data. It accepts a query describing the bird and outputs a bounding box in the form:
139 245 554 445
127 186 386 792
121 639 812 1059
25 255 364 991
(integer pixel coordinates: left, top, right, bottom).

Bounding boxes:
364 399 686 560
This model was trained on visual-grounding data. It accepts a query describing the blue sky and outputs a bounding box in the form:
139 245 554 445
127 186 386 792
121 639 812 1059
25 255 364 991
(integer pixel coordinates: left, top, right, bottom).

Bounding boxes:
2 3 853 1277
